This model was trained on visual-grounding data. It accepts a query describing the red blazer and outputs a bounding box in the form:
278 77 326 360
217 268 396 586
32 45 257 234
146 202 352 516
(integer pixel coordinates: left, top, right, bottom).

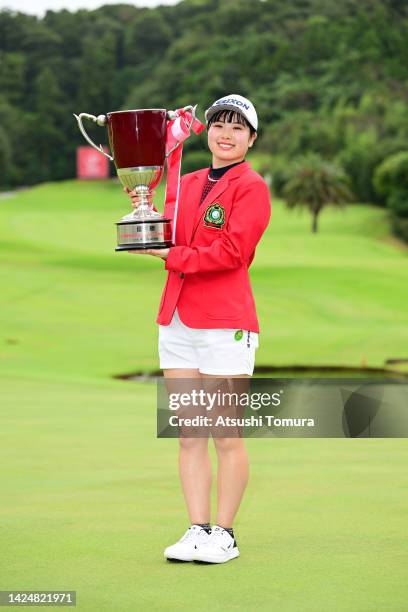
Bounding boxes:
156 161 271 333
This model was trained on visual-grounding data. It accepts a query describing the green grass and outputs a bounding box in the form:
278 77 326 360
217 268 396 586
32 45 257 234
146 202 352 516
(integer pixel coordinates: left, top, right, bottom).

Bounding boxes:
0 179 407 381
0 179 407 610
1 375 407 611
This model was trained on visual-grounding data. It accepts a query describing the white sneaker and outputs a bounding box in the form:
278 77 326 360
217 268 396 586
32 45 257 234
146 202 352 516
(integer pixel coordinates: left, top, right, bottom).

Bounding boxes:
164 525 211 562
193 525 240 563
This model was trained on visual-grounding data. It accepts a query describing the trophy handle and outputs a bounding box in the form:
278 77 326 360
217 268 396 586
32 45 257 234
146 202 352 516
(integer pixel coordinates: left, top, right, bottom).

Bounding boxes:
165 105 197 158
73 113 114 161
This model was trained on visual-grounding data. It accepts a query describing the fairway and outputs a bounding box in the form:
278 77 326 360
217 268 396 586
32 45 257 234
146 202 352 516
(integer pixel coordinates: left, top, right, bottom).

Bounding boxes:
1 179 407 610
0 179 407 380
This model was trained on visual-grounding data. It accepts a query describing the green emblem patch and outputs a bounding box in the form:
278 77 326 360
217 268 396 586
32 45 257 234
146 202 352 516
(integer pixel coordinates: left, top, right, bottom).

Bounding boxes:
204 203 225 228
234 330 243 341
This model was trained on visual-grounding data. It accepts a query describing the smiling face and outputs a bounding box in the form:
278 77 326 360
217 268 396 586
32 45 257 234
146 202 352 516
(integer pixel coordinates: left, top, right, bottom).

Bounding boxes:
207 110 257 168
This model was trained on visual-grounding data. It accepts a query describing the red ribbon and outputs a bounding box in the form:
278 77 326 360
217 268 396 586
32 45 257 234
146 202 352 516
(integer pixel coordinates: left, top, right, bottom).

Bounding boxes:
165 108 204 244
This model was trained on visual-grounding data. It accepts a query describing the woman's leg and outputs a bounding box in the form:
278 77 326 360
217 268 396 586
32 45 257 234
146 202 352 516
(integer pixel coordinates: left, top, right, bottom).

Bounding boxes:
164 368 212 524
213 436 249 528
201 373 250 528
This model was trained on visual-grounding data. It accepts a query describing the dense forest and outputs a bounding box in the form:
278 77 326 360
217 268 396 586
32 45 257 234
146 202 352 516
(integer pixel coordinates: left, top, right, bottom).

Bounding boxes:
0 0 407 236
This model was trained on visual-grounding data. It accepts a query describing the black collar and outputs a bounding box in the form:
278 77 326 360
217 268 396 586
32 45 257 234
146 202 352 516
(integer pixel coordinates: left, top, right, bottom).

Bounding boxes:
209 159 246 180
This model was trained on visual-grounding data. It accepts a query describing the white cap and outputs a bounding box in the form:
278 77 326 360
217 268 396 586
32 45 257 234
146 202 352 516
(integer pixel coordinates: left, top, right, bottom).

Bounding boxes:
205 94 258 131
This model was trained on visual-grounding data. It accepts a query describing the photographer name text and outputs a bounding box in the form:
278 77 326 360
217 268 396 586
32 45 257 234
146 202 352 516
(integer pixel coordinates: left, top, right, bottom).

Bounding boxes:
168 415 315 428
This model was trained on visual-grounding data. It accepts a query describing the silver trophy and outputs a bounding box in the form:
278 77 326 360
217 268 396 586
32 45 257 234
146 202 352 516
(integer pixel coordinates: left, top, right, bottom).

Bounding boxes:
74 106 196 250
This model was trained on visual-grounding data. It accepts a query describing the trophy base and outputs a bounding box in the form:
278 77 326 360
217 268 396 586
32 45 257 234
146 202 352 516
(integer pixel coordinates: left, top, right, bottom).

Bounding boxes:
115 242 172 251
116 216 172 251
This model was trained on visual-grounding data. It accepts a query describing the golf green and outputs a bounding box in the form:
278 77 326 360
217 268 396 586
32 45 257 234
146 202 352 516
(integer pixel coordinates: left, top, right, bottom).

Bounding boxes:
1 376 407 610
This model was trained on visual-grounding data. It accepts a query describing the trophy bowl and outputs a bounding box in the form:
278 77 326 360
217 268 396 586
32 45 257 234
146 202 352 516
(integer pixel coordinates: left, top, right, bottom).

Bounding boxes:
74 106 196 251
108 109 170 251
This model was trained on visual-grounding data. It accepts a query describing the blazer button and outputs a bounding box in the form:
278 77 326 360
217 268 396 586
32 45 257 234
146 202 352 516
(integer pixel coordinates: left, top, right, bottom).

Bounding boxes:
179 272 185 279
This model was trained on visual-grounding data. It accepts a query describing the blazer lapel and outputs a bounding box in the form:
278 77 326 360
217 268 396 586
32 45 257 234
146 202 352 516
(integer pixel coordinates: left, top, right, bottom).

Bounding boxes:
183 169 208 246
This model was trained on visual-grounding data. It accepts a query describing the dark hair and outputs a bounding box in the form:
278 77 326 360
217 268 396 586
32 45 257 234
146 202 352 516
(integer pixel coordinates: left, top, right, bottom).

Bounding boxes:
207 109 256 136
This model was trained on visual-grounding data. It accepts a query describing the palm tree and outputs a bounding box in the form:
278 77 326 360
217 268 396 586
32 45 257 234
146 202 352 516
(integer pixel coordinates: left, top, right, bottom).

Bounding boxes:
282 154 354 233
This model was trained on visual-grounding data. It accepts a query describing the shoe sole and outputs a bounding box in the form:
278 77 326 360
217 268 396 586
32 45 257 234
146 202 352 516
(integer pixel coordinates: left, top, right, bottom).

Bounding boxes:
164 551 194 562
193 548 240 564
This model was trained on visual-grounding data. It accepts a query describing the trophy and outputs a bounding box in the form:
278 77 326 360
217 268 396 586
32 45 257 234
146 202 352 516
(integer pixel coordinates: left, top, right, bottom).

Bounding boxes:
74 106 197 251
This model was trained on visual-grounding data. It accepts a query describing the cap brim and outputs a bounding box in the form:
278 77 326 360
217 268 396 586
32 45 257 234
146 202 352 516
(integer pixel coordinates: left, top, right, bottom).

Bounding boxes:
205 104 257 131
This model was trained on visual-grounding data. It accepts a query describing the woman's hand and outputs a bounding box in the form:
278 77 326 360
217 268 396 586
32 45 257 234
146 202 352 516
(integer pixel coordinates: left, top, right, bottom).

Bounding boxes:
124 186 156 209
127 248 170 260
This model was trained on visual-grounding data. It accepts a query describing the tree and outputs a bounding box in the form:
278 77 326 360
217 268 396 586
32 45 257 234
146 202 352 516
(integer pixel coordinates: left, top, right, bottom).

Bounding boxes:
0 124 12 184
77 27 117 112
0 51 25 105
282 154 354 233
32 66 64 181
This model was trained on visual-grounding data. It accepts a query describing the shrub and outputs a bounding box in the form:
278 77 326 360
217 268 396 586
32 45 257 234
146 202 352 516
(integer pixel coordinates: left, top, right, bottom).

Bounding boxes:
391 216 408 242
373 151 408 244
373 151 408 198
387 189 408 218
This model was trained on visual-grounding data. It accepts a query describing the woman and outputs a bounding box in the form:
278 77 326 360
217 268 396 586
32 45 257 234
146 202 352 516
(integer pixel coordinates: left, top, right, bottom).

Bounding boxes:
127 95 271 564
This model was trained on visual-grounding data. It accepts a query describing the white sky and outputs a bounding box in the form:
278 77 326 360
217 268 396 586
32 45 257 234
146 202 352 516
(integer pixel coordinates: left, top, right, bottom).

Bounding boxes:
0 0 179 17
